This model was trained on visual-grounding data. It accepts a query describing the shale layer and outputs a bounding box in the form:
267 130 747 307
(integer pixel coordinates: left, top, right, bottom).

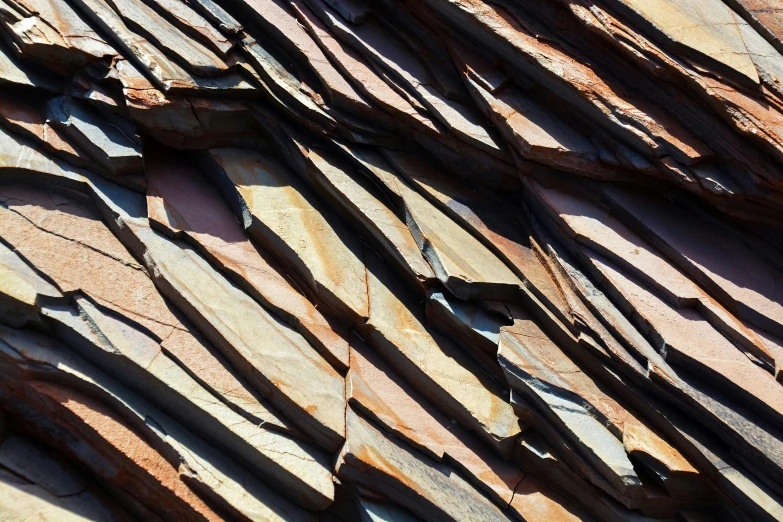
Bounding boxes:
1 0 783 520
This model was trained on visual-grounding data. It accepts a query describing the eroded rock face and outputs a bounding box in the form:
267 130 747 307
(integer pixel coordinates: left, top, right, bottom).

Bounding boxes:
0 0 782 520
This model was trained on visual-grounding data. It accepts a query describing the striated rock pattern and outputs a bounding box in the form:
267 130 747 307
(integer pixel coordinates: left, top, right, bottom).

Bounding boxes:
0 0 782 520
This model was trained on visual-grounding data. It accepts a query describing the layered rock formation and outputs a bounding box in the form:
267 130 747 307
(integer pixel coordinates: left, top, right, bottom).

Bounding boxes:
0 0 782 520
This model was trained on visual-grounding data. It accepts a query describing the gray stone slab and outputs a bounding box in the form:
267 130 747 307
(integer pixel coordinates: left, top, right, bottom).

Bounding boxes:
337 408 516 522
356 246 520 457
602 0 760 85
130 222 347 456
278 134 436 290
499 327 645 499
46 96 142 177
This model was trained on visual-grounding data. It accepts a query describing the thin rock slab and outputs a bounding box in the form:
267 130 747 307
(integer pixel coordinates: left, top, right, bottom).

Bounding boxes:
203 146 369 324
0 182 172 339
241 40 343 134
241 0 379 120
399 170 522 301
356 246 520 457
408 123 520 191
425 289 508 385
129 222 346 456
413 0 709 166
0 153 301 436
532 222 672 382
602 185 783 339
289 0 439 134
587 250 783 438
498 326 644 500
45 295 332 506
514 432 657 522
0 94 99 173
509 389 646 510
247 116 432 292
735 16 783 104
601 0 760 86
0 324 319 521
347 334 585 521
426 289 503 356
0 110 115 189
380 147 566 313
565 0 783 173
102 0 230 77
0 332 221 521
0 0 116 74
372 0 467 100
609 369 783 521
305 0 510 161
570 244 783 486
454 45 623 179
69 0 254 94
146 146 350 371
528 206 783 489
717 467 783 522
156 324 297 431
338 144 522 300
502 309 701 491
112 60 261 149
336 408 517 522
533 237 651 380
348 334 520 504
142 0 233 56
287 14 517 191
527 180 777 374
46 96 142 177
288 136 435 289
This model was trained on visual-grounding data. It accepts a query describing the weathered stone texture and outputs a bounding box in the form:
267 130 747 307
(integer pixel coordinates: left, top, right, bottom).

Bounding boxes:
1 0 783 520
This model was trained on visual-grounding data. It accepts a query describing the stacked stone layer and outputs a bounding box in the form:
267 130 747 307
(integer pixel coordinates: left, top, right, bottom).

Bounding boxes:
0 0 782 520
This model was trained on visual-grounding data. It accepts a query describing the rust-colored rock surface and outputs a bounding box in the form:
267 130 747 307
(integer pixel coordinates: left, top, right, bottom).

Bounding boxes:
1 0 783 520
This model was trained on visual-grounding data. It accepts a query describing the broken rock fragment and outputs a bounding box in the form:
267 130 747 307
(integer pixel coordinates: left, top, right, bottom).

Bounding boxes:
337 408 516 522
46 96 142 177
0 0 116 74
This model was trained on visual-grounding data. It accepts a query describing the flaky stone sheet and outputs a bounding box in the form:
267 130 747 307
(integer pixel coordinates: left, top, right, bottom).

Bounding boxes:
1 0 783 519
337 408 517 522
146 146 350 370
204 146 370 324
358 247 521 457
0 325 308 521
